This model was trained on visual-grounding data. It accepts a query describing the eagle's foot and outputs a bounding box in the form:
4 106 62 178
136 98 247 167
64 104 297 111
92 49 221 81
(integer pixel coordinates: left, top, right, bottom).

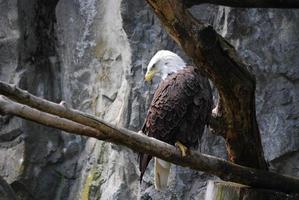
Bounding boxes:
175 141 188 157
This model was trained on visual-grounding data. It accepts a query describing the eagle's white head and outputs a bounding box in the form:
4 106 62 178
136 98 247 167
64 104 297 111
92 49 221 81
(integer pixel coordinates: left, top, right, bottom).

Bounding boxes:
145 50 186 81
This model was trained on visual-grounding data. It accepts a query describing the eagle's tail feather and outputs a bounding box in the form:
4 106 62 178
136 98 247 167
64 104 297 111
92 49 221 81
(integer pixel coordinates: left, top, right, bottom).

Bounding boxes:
154 158 171 191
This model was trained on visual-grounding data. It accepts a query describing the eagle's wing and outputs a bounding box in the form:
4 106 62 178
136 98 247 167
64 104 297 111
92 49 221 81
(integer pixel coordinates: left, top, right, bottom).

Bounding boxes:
144 67 208 142
139 67 212 182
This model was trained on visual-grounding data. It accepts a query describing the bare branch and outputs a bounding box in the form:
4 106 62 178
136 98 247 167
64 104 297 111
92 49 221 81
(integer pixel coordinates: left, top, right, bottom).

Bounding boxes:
184 0 299 8
0 82 299 194
0 96 107 140
0 80 226 137
0 81 116 137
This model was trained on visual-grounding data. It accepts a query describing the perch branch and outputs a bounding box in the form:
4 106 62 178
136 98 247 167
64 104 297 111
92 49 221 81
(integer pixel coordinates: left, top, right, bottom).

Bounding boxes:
184 0 299 8
0 82 299 194
146 0 267 170
0 96 106 140
0 81 224 143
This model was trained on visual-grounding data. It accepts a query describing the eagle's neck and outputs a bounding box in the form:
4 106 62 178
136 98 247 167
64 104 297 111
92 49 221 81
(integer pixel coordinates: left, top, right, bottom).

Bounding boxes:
161 64 186 80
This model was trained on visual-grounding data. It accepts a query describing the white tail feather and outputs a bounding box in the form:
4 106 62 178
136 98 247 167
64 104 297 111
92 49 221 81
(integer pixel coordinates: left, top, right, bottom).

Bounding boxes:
154 158 171 190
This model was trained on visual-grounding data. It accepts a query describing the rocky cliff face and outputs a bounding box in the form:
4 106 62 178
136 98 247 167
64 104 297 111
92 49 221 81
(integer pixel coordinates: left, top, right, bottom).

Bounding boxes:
0 0 298 199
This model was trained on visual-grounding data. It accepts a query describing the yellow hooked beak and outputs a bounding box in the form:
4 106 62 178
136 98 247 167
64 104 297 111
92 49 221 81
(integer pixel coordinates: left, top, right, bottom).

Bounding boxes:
144 69 156 81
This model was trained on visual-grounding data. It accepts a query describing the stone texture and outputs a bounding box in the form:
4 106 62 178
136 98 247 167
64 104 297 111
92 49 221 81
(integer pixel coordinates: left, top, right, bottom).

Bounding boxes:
0 176 17 200
0 0 298 200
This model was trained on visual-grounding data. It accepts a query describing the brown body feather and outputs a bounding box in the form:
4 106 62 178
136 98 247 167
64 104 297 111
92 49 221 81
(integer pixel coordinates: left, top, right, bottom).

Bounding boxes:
139 66 212 182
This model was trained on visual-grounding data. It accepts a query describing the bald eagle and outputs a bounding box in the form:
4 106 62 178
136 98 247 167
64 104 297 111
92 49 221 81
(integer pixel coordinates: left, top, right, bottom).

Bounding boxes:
139 50 212 190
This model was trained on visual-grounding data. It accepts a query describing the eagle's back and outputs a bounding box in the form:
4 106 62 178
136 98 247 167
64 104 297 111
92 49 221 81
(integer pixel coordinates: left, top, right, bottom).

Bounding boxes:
139 66 212 182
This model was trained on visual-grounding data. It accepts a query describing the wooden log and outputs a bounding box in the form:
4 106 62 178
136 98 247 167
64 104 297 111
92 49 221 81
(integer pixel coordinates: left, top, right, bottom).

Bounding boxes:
184 0 299 8
205 180 299 200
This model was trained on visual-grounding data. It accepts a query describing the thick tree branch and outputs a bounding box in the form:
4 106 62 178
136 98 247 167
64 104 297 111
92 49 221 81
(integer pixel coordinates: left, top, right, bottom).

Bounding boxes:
0 82 299 194
146 0 267 170
184 0 299 8
0 81 225 135
0 96 107 140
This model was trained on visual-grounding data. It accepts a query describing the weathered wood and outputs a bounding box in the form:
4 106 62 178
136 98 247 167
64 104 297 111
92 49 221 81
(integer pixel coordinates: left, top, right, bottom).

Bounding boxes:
205 180 299 200
184 0 299 8
146 0 267 170
0 96 106 140
0 83 299 194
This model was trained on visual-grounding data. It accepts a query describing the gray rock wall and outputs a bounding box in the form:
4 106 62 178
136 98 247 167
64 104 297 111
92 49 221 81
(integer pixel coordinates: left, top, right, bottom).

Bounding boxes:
0 0 298 199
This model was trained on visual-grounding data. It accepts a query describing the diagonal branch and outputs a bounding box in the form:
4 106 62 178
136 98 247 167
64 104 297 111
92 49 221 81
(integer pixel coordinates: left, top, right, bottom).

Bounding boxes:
0 81 225 144
0 96 106 140
146 0 267 170
0 82 299 194
184 0 299 8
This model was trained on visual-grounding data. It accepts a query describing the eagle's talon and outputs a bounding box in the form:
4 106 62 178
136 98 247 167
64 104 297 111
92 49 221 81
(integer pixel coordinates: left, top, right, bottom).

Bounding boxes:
175 141 188 157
